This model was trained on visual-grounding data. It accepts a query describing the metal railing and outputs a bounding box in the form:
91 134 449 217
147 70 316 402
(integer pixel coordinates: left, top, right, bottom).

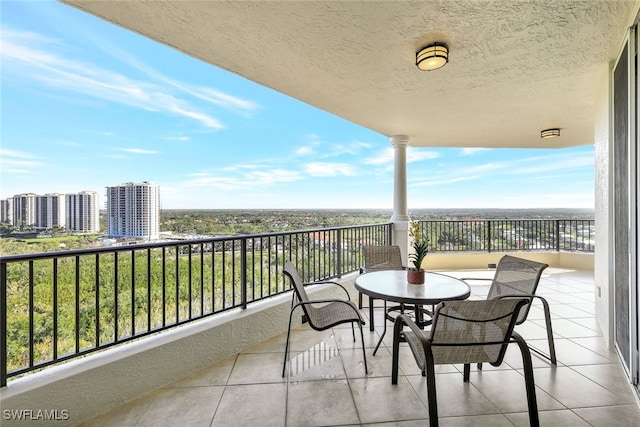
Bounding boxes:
0 223 392 386
418 219 594 252
0 218 595 386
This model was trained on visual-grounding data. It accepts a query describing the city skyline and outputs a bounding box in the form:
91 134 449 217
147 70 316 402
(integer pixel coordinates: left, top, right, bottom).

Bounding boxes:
1 1 594 210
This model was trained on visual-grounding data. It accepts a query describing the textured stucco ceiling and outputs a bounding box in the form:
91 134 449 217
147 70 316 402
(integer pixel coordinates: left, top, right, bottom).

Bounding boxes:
62 0 637 149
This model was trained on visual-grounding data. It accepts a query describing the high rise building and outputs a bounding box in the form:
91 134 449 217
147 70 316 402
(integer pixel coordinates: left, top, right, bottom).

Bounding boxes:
106 182 160 240
0 198 13 224
35 193 66 229
12 193 36 227
66 191 100 233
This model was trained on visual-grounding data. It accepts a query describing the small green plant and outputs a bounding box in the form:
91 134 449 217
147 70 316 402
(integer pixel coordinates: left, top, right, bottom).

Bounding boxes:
408 221 429 271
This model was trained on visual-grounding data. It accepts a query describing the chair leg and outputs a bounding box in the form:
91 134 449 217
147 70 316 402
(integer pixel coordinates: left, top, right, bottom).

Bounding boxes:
358 321 368 374
541 297 557 364
513 332 540 427
282 310 295 377
463 363 471 382
425 354 439 427
527 296 557 365
358 291 363 309
369 298 375 331
391 317 403 384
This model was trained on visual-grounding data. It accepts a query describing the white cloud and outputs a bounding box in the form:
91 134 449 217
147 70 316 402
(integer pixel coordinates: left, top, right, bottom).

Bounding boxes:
183 167 302 190
304 162 357 177
330 140 373 155
1 27 227 130
296 146 315 155
163 136 191 142
363 148 394 165
120 148 159 154
0 149 43 171
460 147 489 156
408 149 440 163
411 175 478 187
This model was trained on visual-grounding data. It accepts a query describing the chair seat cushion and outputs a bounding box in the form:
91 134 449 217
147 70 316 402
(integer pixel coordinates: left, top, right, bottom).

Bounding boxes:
309 301 361 330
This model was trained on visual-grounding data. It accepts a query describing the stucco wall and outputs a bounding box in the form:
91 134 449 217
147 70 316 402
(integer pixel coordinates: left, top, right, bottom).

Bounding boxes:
594 60 614 349
425 251 593 271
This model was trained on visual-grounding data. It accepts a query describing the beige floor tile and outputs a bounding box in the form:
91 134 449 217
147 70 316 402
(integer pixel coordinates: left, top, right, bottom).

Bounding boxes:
406 372 501 418
438 413 514 426
572 404 640 426
350 376 428 424
287 379 359 426
169 355 236 387
212 383 286 427
227 352 287 385
505 409 591 426
533 366 635 408
571 363 638 398
465 369 564 413
136 386 222 427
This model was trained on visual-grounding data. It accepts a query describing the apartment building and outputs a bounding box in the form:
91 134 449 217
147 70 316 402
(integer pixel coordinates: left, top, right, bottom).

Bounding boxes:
106 182 160 240
66 191 100 233
35 193 66 229
0 198 13 224
11 193 36 227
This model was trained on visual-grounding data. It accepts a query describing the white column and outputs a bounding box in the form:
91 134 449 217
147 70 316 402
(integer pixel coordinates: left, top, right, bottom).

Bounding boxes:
389 135 410 264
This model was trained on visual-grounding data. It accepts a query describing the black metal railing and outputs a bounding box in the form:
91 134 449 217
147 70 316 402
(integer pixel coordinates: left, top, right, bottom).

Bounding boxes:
0 223 392 386
0 218 595 386
418 219 594 252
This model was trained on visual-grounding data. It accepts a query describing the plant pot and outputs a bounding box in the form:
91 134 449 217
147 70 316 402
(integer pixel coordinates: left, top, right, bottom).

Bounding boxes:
407 269 425 285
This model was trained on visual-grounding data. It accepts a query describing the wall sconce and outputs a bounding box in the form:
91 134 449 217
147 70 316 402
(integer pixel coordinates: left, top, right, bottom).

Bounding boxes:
416 42 449 71
540 128 560 139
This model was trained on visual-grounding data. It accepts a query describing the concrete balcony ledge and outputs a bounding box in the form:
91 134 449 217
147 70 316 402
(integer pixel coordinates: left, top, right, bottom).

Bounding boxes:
0 274 360 426
425 251 593 271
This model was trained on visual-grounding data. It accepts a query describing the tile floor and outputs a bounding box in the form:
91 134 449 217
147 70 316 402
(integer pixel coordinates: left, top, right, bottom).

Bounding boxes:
80 267 640 426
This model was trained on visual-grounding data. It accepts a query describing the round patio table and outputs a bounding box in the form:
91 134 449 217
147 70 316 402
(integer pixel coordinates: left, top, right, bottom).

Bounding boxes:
355 270 471 354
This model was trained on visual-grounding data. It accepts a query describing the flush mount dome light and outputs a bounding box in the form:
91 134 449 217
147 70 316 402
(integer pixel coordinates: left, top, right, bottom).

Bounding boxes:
416 42 449 71
540 128 561 139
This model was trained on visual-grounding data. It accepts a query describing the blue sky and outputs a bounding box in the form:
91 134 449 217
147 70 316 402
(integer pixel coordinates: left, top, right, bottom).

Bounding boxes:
0 1 594 210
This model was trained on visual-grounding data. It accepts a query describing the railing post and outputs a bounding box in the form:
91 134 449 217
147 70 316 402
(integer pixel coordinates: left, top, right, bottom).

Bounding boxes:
556 220 561 251
241 238 248 310
487 220 492 253
336 228 343 277
1 260 7 387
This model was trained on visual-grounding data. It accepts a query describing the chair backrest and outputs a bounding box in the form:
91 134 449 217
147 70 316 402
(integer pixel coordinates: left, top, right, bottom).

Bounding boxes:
429 298 529 366
283 260 316 321
284 260 309 303
486 255 548 324
362 245 404 271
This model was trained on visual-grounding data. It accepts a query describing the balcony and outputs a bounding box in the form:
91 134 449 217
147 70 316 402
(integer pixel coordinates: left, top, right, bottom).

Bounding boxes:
76 266 640 426
2 220 636 425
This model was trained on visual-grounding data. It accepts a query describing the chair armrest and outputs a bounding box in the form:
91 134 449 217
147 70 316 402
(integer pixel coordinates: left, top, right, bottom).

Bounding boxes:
395 313 429 341
303 280 351 300
460 277 493 282
492 293 548 303
293 298 364 322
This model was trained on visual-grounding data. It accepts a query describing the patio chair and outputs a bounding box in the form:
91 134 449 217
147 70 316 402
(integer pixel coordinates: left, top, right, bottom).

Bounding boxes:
282 261 368 377
461 255 556 364
359 245 405 330
392 299 539 427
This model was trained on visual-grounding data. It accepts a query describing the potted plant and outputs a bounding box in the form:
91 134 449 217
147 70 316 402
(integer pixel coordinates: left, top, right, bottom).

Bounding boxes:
408 221 429 284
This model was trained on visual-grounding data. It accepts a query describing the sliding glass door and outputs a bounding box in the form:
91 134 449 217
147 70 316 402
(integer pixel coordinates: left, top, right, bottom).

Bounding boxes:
612 26 639 392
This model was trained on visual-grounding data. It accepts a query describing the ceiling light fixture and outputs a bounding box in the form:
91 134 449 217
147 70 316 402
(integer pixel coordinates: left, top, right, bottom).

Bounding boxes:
540 128 561 139
416 42 449 71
